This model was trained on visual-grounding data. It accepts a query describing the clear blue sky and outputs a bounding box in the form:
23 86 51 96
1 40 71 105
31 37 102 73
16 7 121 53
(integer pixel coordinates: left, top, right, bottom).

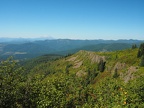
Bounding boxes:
0 0 144 40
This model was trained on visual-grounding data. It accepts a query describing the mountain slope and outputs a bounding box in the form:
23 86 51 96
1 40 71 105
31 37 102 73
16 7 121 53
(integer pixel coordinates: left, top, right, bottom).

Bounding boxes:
29 48 141 78
1 45 144 107
0 39 143 60
23 48 144 107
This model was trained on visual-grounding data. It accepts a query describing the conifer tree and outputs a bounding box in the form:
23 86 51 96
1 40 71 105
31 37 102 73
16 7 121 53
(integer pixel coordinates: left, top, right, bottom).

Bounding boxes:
138 43 144 58
140 55 144 67
113 68 119 78
98 59 106 72
65 65 69 74
137 50 141 58
132 44 137 49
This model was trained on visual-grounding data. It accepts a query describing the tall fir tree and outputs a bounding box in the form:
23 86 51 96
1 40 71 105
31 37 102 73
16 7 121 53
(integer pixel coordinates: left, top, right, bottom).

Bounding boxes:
98 59 106 72
140 55 144 67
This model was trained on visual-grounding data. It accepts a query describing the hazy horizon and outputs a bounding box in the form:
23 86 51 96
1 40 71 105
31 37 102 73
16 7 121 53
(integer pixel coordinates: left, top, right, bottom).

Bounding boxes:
0 36 144 41
0 0 144 40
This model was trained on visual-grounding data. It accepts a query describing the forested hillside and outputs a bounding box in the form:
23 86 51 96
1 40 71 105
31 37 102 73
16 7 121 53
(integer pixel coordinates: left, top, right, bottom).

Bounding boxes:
0 43 144 108
0 39 143 60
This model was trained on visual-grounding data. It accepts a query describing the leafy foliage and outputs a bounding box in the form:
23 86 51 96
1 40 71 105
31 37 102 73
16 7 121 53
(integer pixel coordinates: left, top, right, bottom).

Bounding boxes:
0 47 144 107
0 57 24 107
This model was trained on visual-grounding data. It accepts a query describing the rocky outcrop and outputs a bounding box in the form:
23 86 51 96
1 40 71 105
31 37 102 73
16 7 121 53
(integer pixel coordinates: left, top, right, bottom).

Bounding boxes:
112 62 126 72
73 61 83 68
76 70 87 77
120 66 138 83
78 50 106 63
66 56 78 61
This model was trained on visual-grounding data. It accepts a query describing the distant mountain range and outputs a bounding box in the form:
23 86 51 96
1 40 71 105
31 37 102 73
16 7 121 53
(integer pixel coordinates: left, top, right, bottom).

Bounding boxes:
0 38 143 60
0 37 54 43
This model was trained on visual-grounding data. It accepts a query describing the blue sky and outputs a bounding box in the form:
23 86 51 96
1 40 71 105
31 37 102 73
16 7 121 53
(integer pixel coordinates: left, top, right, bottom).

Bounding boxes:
0 0 144 40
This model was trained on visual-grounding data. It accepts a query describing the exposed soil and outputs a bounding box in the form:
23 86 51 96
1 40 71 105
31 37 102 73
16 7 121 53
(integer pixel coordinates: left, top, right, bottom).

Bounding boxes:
112 62 126 72
120 66 138 83
66 56 78 61
76 70 87 77
88 51 106 63
79 50 106 63
73 61 83 68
